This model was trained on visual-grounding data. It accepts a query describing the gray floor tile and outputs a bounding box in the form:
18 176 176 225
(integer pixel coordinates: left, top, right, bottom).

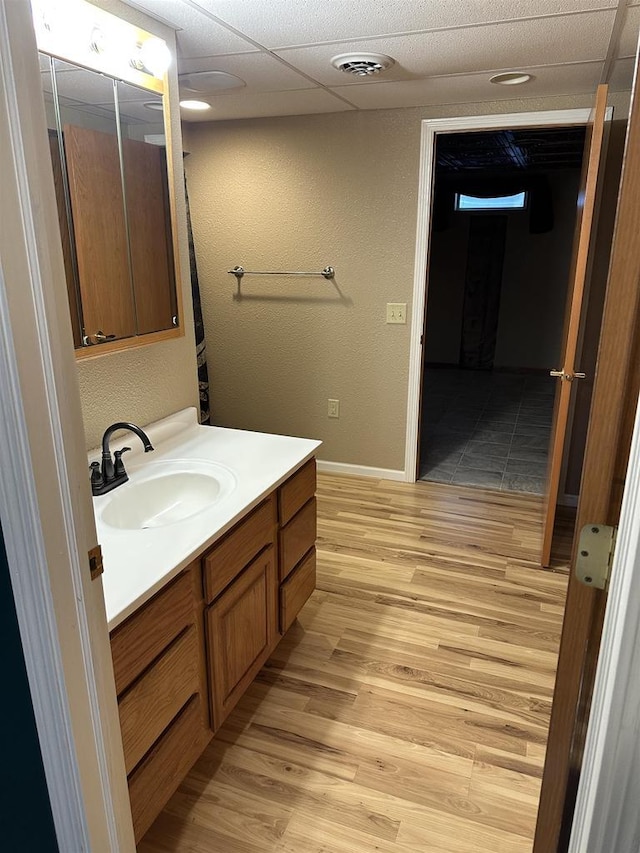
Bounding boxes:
509 446 548 463
452 468 504 489
505 458 547 477
517 413 553 426
511 433 550 451
465 440 511 459
459 453 507 473
471 427 513 444
514 423 552 438
424 449 466 467
420 465 454 484
502 474 545 495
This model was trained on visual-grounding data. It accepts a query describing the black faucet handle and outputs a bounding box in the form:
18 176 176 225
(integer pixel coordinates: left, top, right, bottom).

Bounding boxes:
113 446 132 477
90 461 103 492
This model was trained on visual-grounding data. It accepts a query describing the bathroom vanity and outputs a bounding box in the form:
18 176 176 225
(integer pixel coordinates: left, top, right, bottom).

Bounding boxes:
93 409 320 841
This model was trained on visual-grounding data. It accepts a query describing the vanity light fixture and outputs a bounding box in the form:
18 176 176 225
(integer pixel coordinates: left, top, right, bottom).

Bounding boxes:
179 100 212 111
32 0 170 85
490 71 534 85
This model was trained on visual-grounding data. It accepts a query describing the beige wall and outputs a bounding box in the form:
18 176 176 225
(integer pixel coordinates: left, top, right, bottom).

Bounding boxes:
75 0 198 449
185 92 630 472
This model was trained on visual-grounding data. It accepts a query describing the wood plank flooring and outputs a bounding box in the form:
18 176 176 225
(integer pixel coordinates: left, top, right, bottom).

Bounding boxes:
139 475 571 853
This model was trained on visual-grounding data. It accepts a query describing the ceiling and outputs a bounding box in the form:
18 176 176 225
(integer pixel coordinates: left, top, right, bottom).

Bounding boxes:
436 127 588 173
122 0 640 122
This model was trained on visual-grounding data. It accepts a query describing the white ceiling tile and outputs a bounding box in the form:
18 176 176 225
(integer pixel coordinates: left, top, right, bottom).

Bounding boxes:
609 56 637 91
329 62 604 110
125 0 260 57
274 12 615 86
178 53 316 92
618 5 640 57
48 63 117 103
191 0 617 48
181 88 354 121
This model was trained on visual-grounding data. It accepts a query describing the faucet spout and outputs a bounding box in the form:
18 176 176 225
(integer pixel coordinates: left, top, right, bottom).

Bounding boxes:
92 421 154 496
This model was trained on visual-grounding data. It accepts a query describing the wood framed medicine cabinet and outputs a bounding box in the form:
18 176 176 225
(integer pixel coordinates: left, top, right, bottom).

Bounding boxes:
38 20 184 359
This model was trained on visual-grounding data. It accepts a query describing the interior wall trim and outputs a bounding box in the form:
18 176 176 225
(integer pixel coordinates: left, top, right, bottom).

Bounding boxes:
0 1 133 848
317 460 405 481
404 106 597 483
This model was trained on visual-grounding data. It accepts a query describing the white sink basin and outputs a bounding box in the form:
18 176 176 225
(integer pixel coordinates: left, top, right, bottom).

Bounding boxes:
99 460 236 530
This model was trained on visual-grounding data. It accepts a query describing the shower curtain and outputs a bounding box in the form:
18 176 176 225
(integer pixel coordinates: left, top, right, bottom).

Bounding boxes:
183 172 210 425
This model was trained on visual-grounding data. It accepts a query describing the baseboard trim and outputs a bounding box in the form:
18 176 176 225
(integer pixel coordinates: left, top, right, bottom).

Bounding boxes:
317 460 406 481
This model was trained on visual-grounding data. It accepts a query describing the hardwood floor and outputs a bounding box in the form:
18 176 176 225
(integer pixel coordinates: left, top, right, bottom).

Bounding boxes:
139 475 571 853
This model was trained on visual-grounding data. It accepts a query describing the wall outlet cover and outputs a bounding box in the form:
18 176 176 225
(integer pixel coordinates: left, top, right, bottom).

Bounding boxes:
328 399 340 418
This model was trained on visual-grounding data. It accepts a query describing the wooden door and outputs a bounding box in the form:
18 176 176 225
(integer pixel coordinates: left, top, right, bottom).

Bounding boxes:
541 85 609 568
121 137 175 335
206 546 277 731
533 71 640 851
64 124 136 343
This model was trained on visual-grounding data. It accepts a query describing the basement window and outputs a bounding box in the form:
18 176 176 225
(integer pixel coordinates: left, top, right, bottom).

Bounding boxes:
455 191 527 211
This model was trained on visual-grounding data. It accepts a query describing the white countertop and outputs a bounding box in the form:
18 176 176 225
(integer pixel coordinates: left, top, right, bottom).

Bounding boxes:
91 408 321 630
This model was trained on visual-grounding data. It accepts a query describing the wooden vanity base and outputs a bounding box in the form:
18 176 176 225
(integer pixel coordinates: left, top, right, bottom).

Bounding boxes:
109 458 317 842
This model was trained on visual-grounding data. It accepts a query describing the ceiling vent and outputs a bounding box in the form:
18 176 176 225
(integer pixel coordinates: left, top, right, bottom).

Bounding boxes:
331 53 395 77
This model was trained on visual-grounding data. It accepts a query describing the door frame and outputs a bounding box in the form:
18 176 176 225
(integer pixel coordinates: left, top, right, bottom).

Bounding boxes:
404 107 607 483
569 392 640 850
0 1 133 849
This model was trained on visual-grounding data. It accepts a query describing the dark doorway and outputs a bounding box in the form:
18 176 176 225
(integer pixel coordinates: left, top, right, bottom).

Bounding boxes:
419 126 586 494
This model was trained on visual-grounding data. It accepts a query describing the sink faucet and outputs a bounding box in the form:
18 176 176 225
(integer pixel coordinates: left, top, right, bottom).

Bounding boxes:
90 422 154 496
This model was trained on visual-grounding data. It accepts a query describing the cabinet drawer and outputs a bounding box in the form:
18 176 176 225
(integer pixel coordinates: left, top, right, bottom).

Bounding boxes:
119 625 200 774
204 495 276 604
278 458 316 526
280 548 316 634
279 497 316 582
128 695 211 843
207 546 277 730
111 569 194 696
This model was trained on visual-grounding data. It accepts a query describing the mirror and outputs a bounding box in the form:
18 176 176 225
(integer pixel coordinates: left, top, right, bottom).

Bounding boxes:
40 54 180 351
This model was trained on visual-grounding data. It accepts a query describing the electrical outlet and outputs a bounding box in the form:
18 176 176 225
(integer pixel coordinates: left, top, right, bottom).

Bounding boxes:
328 399 340 418
386 303 407 324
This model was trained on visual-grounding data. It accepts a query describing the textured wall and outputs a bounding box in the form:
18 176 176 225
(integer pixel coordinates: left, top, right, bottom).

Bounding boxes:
184 93 630 472
76 0 198 450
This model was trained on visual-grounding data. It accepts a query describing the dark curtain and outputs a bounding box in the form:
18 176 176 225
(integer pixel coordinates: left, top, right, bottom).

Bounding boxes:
183 172 210 425
434 173 554 233
460 216 507 370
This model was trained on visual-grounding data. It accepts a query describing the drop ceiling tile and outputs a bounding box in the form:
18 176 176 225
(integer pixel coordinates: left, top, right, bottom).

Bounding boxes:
181 88 354 121
125 0 259 57
609 56 637 90
191 0 617 48
274 11 615 86
618 5 640 57
329 62 604 110
178 53 317 92
48 64 117 103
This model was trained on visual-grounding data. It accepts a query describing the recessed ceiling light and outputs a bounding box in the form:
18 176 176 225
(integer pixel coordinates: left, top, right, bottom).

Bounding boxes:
490 72 534 86
143 101 164 112
179 99 211 111
178 70 245 93
331 53 395 77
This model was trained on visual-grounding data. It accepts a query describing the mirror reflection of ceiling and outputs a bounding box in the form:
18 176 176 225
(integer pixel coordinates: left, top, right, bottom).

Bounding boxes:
40 59 164 131
437 127 588 173
122 0 640 122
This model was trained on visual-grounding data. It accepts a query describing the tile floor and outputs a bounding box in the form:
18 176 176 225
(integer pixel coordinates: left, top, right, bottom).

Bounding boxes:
419 368 555 494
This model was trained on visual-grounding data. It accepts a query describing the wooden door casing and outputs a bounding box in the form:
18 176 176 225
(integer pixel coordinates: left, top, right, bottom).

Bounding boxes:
534 70 640 852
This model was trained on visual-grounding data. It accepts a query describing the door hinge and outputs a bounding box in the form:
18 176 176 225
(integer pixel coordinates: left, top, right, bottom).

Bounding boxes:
575 524 617 590
88 544 104 580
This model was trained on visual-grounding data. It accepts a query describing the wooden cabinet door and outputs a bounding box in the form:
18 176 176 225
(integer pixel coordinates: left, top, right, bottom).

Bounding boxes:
206 546 277 730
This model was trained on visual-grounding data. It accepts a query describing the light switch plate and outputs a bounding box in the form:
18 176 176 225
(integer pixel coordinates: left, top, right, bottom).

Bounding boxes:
386 303 407 324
